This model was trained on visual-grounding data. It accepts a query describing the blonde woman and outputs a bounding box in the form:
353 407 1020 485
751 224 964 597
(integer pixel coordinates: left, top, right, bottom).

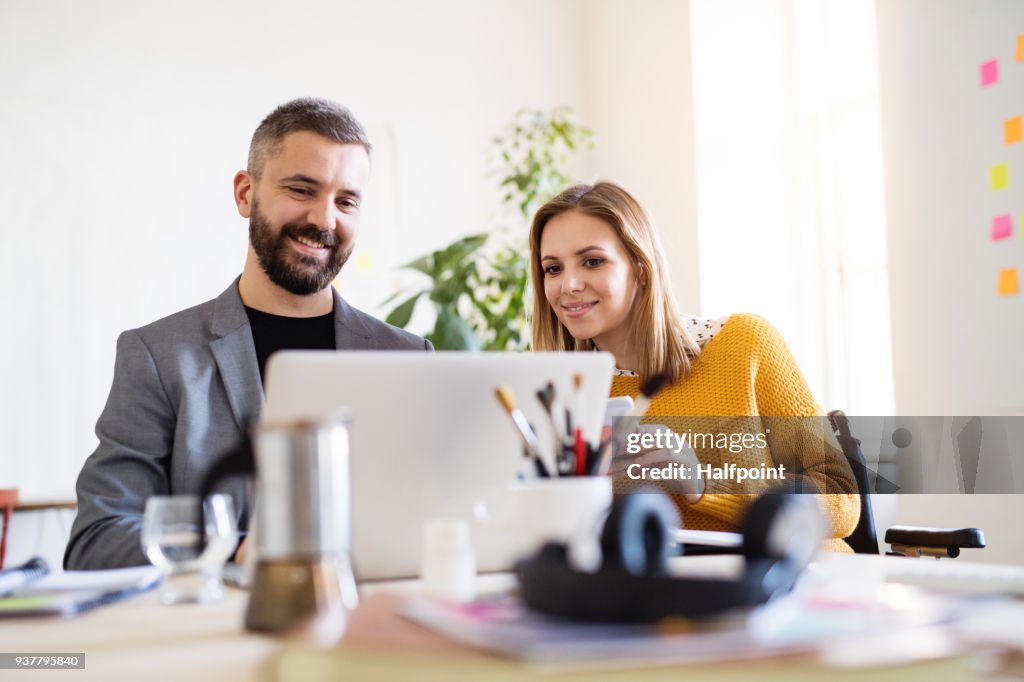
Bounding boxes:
529 182 859 551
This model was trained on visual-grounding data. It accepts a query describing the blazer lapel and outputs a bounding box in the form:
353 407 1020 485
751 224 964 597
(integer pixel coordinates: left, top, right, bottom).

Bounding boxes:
331 286 372 350
207 282 365 430
210 278 264 431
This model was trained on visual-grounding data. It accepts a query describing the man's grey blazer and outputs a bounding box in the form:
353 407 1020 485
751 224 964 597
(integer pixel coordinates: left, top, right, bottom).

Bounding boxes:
65 278 431 570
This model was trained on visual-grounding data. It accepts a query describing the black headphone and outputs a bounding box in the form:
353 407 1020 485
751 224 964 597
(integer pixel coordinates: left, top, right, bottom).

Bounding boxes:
516 485 823 623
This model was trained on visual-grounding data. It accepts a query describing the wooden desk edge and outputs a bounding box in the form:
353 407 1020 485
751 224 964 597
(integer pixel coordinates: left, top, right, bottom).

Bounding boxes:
13 500 77 512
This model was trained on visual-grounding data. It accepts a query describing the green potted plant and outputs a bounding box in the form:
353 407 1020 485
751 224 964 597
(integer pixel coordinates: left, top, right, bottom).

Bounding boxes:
383 108 594 350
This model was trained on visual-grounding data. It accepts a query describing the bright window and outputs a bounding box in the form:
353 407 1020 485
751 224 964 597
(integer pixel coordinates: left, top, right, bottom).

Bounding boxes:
690 0 894 414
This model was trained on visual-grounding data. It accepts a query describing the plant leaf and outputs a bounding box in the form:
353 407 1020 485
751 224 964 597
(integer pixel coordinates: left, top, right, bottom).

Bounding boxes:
432 305 481 351
404 254 435 277
384 292 422 329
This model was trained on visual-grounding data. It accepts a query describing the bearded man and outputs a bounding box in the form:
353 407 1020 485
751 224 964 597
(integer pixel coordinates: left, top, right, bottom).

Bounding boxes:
66 99 430 570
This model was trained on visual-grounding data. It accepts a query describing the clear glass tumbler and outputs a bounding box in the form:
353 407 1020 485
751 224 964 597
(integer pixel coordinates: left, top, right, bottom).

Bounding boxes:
142 494 238 605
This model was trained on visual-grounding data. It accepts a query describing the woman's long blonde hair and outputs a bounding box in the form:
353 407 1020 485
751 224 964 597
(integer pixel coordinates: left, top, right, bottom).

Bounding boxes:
529 182 700 384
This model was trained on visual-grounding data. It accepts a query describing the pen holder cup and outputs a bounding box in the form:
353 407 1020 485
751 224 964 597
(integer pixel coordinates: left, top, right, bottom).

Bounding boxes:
472 476 612 571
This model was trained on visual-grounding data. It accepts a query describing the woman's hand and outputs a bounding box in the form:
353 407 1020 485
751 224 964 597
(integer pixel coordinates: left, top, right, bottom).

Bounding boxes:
607 424 705 503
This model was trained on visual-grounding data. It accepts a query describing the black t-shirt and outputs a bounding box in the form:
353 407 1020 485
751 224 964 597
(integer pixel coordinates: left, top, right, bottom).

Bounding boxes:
244 306 336 383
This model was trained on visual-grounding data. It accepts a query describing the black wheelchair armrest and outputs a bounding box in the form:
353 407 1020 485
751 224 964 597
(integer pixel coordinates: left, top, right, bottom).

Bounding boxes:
884 525 986 558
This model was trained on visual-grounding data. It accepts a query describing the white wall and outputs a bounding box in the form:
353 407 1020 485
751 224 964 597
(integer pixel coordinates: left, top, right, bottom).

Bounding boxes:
875 0 1024 562
877 0 1024 416
0 0 703 507
582 0 701 314
0 0 594 501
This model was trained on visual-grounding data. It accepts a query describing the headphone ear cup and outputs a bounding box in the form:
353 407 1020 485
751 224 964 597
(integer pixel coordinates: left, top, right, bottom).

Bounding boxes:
741 489 788 559
740 486 824 567
600 488 680 576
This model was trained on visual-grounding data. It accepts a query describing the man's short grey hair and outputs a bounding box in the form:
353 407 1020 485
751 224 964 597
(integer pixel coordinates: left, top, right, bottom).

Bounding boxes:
247 97 371 179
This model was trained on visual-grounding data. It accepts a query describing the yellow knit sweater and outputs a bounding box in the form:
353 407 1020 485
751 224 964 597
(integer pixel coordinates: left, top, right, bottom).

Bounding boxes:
609 313 860 553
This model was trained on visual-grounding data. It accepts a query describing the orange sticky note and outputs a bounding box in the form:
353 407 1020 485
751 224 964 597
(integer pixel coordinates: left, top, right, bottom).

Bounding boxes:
998 268 1020 296
1007 116 1023 144
991 164 1009 190
1017 35 1024 61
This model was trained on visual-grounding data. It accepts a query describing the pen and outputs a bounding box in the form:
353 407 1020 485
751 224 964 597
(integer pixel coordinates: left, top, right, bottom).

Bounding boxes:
563 407 575 474
574 428 586 476
0 556 50 597
494 385 551 477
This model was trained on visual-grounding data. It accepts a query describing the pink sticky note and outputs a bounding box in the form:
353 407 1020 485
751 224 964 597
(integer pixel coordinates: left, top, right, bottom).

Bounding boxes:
992 214 1013 240
981 59 999 86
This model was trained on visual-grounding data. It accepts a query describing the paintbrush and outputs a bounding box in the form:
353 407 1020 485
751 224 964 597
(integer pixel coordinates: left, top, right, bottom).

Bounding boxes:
536 382 569 474
495 385 551 477
571 373 584 431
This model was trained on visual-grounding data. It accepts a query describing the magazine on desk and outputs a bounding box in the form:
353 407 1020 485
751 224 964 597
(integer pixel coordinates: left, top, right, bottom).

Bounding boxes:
0 565 162 618
398 582 978 671
399 593 807 668
274 591 977 680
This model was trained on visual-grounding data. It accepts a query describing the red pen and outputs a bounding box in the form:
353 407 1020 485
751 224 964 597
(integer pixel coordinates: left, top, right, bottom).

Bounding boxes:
574 427 586 476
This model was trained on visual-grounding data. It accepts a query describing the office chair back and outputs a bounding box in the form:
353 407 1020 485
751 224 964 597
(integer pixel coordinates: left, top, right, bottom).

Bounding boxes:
827 410 880 554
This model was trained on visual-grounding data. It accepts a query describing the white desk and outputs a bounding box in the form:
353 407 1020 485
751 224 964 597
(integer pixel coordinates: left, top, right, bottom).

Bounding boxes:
0 559 1013 681
0 574 516 682
0 587 272 682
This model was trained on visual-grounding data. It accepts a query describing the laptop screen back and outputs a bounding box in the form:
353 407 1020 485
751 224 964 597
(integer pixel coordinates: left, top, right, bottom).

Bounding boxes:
263 351 615 579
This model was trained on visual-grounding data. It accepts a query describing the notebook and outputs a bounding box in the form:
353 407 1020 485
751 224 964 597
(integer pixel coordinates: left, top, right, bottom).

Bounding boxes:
0 565 162 617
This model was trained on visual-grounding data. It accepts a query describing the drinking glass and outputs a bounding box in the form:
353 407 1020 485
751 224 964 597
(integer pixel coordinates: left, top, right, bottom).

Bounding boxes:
142 494 238 605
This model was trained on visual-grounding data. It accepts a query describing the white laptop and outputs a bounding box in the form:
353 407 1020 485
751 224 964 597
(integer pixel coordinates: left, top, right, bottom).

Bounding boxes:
262 351 615 580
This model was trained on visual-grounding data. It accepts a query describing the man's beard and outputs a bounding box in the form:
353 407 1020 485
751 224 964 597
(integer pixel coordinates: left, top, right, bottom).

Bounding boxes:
248 202 351 296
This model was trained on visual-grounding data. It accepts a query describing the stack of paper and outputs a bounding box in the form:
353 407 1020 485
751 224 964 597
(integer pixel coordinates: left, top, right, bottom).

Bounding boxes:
0 565 162 618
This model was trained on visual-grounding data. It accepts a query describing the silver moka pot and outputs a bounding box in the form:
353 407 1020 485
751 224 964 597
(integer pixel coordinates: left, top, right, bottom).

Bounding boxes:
200 411 357 634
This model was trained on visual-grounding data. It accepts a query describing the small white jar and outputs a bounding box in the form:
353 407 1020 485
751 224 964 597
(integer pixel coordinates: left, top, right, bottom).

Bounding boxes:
420 518 477 603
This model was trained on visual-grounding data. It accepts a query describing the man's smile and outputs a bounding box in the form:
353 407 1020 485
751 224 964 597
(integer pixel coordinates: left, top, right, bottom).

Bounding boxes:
290 234 331 257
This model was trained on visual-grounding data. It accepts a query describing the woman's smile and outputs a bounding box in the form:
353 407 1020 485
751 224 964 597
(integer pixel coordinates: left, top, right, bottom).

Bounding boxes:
560 300 598 318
